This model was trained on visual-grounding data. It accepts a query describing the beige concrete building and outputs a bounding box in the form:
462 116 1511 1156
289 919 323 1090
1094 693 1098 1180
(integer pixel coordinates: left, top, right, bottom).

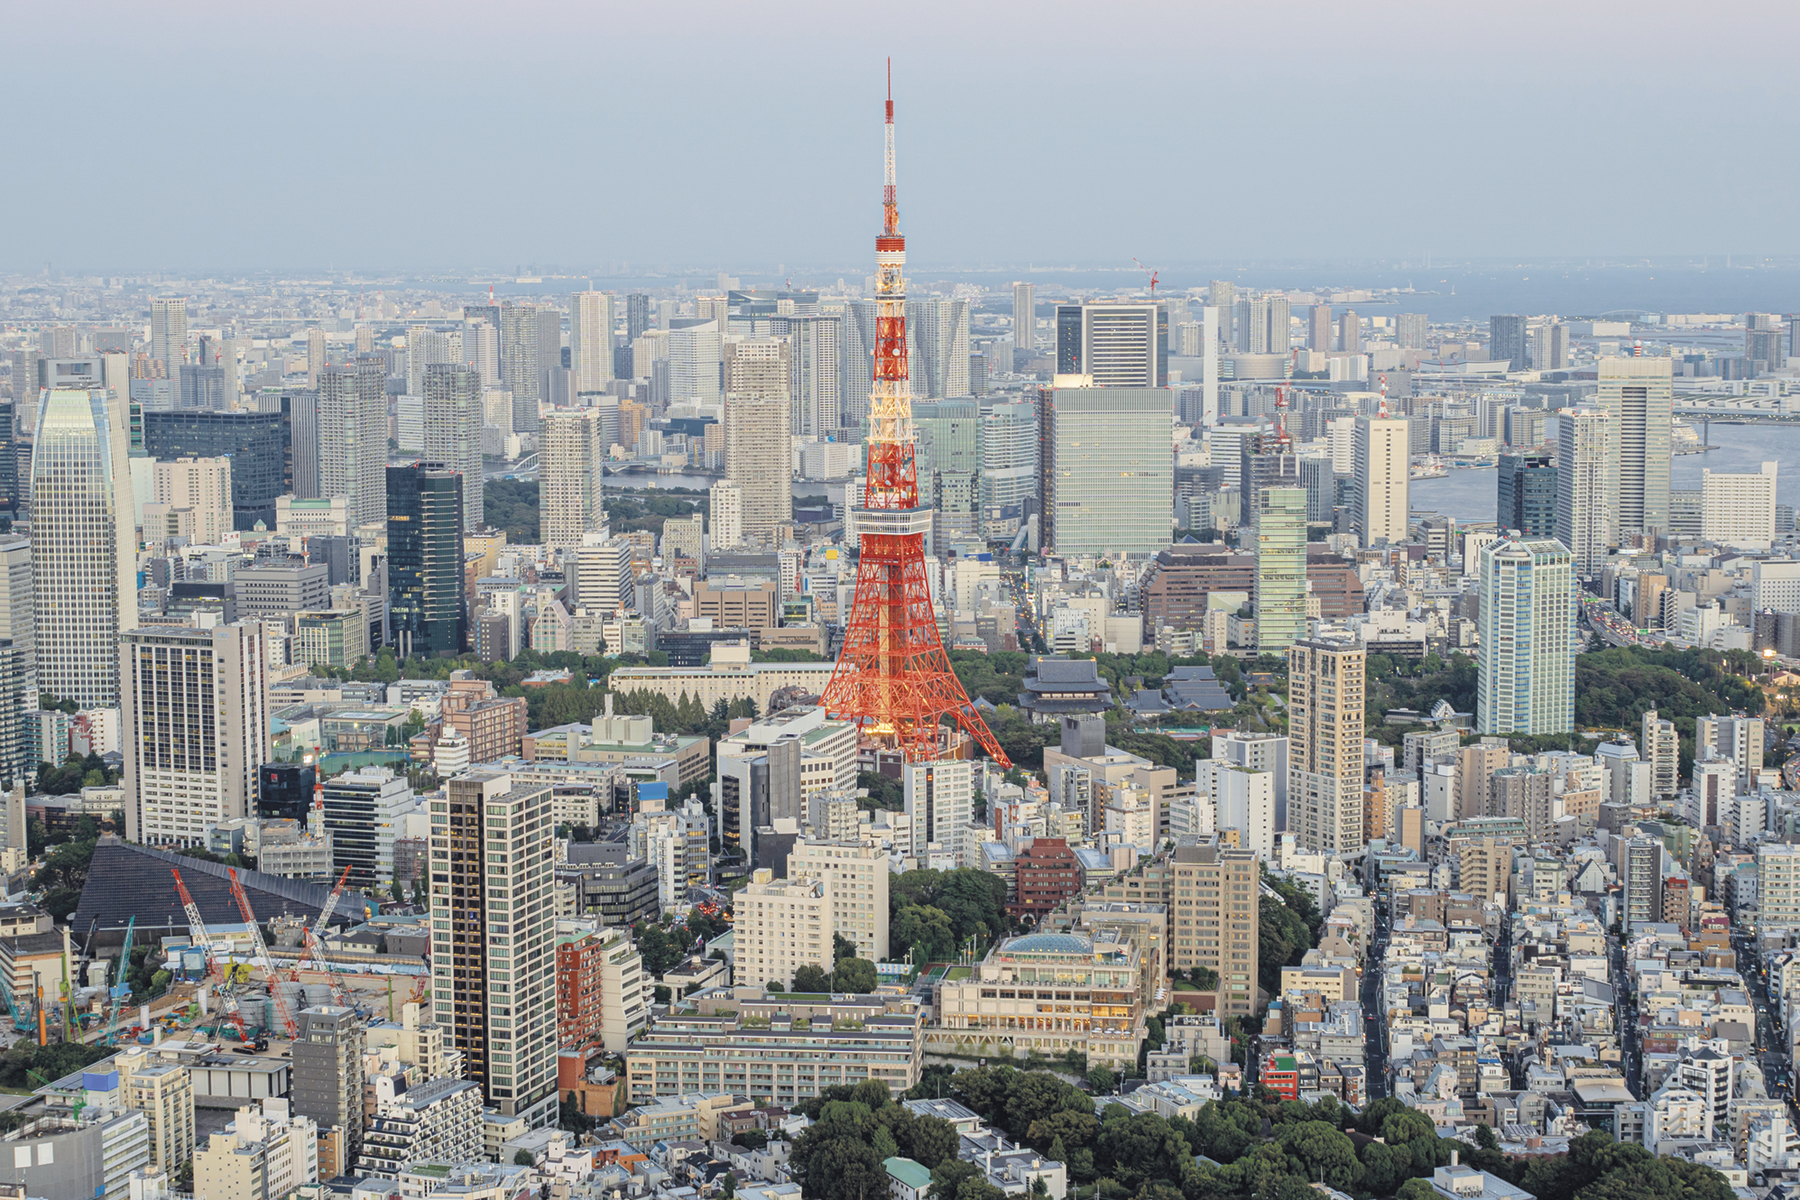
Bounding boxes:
723 338 793 546
146 456 233 546
116 1049 197 1172
1288 636 1365 856
193 1098 318 1200
1167 845 1260 1016
541 408 606 551
788 842 891 962
607 656 836 714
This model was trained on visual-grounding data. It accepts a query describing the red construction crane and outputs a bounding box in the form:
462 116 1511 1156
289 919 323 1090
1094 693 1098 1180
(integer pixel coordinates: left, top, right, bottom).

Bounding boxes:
1133 258 1159 297
169 869 252 1042
302 866 358 1009
227 869 298 1039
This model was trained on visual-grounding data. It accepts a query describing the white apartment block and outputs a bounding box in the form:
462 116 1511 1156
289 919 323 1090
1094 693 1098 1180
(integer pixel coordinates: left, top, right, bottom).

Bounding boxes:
904 758 975 867
1702 461 1778 550
1762 843 1800 929
788 842 891 961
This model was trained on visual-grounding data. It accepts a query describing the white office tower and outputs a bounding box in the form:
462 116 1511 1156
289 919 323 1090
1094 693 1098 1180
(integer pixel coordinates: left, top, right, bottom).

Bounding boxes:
306 328 327 387
569 291 615 396
668 321 722 404
906 298 970 399
317 359 389 530
464 317 499 387
1555 408 1617 576
1198 760 1275 859
430 770 556 1129
570 541 633 616
979 399 1037 539
1288 635 1365 857
723 339 793 546
540 408 605 551
150 297 187 374
122 623 268 845
0 538 34 702
1598 355 1673 538
1476 536 1576 736
1012 282 1035 354
1352 408 1409 548
407 326 450 398
904 758 974 868
1077 302 1161 387
32 386 135 708
1701 461 1777 550
709 480 743 552
423 364 485 531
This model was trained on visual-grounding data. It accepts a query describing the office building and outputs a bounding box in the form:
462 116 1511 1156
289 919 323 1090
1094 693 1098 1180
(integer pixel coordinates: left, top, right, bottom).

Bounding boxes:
320 766 414 890
388 462 465 656
306 329 327 387
234 560 330 621
1642 710 1679 801
979 398 1037 538
1497 453 1557 537
540 408 606 551
907 297 971 398
1396 313 1428 350
570 541 634 616
422 364 483 532
1555 408 1616 575
570 292 615 396
904 758 975 867
1337 310 1361 355
1476 537 1574 737
1060 302 1163 388
143 409 289 531
1598 355 1673 538
317 359 388 530
1212 730 1290 830
1352 410 1409 548
430 771 557 1129
292 1006 365 1165
1288 636 1365 856
1702 461 1777 550
1037 379 1172 556
1747 313 1787 373
1255 486 1307 654
1490 315 1528 370
32 385 135 709
143 455 232 547
0 537 34 703
150 297 187 373
625 294 650 343
709 480 743 552
1308 306 1332 352
669 320 723 405
724 339 793 545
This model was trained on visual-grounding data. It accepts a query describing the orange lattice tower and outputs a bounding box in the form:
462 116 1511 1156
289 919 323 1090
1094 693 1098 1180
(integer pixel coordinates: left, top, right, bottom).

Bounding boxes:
819 64 1010 768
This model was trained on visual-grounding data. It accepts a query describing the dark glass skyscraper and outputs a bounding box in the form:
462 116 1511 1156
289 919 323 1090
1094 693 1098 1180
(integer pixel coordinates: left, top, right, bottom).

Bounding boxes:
387 461 465 657
1497 452 1557 537
142 409 287 530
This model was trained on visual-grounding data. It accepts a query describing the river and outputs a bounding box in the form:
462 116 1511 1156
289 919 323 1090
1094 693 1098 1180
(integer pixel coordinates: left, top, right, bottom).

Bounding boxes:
1408 422 1800 525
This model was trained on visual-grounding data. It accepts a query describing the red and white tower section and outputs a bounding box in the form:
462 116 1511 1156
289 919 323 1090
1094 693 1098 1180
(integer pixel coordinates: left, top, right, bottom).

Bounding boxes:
820 67 1009 767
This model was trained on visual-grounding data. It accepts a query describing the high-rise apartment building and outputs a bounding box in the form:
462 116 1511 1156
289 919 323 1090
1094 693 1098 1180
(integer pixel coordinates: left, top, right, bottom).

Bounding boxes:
1746 313 1787 373
554 921 646 1052
463 317 499 387
122 623 269 846
1697 713 1765 785
500 304 559 433
422 364 483 532
540 409 606 551
625 294 651 344
32 385 135 708
1532 322 1569 371
569 292 615 396
317 359 388 530
1011 282 1035 356
1255 486 1307 654
1337 310 1361 355
771 314 842 438
1621 836 1663 929
723 339 793 545
1167 844 1260 1016
1308 306 1332 352
1490 314 1528 370
150 298 187 374
1598 355 1672 538
1642 710 1679 800
1288 636 1365 856
1476 536 1575 736
1497 452 1557 537
1233 296 1289 355
388 462 466 658
904 758 974 867
430 771 557 1129
1702 461 1777 550
708 480 743 552
306 329 327 387
1555 408 1616 576
906 298 971 398
1396 313 1428 349
292 1006 365 1166
1037 380 1172 556
1352 411 1409 548
406 326 450 399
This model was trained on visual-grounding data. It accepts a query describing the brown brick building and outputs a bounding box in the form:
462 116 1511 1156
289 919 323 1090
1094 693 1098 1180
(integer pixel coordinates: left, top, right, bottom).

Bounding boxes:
1012 837 1083 918
1141 543 1364 632
695 579 780 629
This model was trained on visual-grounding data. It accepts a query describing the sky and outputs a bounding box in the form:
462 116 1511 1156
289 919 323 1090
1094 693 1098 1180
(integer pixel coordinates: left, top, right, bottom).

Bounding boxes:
9 0 1799 273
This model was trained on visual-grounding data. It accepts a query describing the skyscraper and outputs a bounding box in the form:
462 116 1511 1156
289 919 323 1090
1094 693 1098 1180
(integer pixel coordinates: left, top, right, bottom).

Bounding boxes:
1746 313 1787 373
501 304 558 433
1011 282 1035 356
1490 314 1528 370
1395 313 1428 350
388 462 466 658
770 313 842 438
1337 310 1361 354
0 538 34 703
422 364 484 532
1234 296 1288 355
1072 302 1164 388
121 623 269 845
839 299 877 435
1476 535 1575 736
306 329 327 387
463 317 499 387
317 359 388 530
1701 461 1777 550
1555 407 1616 576
1497 452 1557 536
906 298 971 398
1308 305 1332 351
1209 280 1235 344
406 326 449 398
668 320 722 404
1288 635 1365 856
1598 356 1672 538
723 339 793 545
1255 486 1307 654
978 398 1037 539
431 770 557 1129
150 298 187 375
625 294 651 343
32 386 134 708
569 291 615 396
1532 322 1569 371
1352 409 1409 548
539 409 605 551
1037 379 1172 556
708 480 743 552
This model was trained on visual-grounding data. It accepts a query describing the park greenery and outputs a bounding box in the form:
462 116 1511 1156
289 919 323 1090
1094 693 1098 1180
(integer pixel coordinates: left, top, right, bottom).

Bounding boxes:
486 478 708 543
791 1069 1732 1200
887 867 1011 967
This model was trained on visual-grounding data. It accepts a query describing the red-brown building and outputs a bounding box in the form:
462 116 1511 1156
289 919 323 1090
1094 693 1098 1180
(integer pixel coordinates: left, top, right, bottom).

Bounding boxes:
1012 837 1083 918
556 927 607 1045
1261 1052 1299 1100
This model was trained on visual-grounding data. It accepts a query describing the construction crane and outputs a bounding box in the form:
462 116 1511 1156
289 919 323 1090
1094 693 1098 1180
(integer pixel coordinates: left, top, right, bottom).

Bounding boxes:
0 973 28 1033
302 866 361 1011
1133 258 1159 297
104 917 136 1046
227 870 297 1039
169 868 252 1043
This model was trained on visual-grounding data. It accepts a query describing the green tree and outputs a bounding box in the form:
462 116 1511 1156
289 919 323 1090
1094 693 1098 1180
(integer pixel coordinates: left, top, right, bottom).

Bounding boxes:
792 964 833 993
833 933 859 962
833 956 877 993
1087 1066 1116 1095
1274 1121 1360 1191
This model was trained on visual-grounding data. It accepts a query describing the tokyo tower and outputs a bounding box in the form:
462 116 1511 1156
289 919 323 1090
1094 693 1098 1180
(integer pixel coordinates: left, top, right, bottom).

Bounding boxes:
819 64 1010 768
